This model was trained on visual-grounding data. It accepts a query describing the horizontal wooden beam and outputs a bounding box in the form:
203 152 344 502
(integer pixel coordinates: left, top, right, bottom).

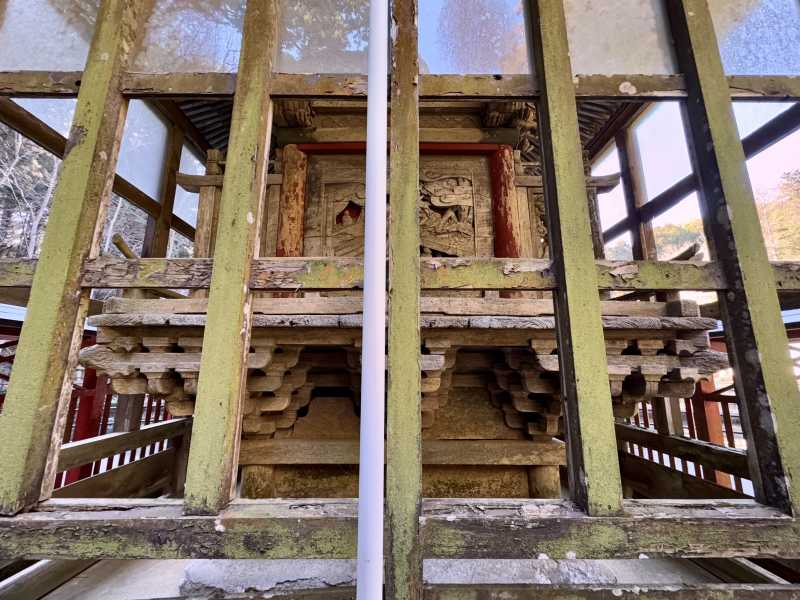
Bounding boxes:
0 559 97 600
275 127 519 146
604 103 800 244
0 498 798 560
0 98 195 242
115 72 800 100
0 71 83 96
238 439 566 466
6 258 800 292
103 296 672 317
421 258 725 291
423 584 800 600
57 418 190 472
773 263 800 292
620 452 745 500
616 423 749 478
53 449 175 499
0 260 37 287
0 258 730 291
1 71 797 101
79 257 364 290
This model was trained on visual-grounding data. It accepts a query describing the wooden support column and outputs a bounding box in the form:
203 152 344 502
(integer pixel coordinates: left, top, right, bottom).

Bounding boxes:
667 0 800 514
616 126 656 260
276 145 308 257
526 0 622 515
528 466 561 498
193 149 223 259
491 145 523 258
387 0 423 596
0 0 140 515
692 380 732 488
112 396 144 434
143 123 184 257
191 149 223 300
183 0 278 515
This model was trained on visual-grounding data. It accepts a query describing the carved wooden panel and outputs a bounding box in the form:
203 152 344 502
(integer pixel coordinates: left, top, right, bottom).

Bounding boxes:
303 154 494 258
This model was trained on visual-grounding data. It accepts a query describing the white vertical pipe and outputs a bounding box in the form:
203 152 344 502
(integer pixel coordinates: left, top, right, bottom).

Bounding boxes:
356 0 388 597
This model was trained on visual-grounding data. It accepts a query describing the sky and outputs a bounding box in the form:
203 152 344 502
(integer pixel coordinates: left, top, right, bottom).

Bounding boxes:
418 0 526 74
593 101 800 236
6 0 800 244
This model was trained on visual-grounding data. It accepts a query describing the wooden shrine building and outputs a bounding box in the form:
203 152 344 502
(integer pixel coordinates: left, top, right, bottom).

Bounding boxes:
1 0 800 597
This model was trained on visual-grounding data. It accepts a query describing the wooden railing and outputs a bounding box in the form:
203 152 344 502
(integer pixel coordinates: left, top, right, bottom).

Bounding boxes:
618 324 800 499
1 319 182 493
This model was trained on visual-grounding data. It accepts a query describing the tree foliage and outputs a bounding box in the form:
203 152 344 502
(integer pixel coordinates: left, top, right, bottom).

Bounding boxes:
437 0 522 73
605 169 800 262
0 122 148 260
47 0 369 72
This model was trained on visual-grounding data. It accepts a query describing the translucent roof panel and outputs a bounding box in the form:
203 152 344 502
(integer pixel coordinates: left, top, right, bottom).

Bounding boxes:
276 0 369 73
0 0 96 70
133 0 245 73
564 0 677 75
709 0 800 75
13 99 77 138
173 145 204 228
116 101 169 200
418 0 529 74
634 102 693 201
591 146 627 232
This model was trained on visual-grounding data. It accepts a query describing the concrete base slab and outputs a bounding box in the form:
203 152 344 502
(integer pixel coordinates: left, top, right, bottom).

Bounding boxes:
42 557 719 599
179 558 716 597
181 560 356 597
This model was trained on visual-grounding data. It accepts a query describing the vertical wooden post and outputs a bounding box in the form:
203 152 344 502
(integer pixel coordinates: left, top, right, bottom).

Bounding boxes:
616 126 656 260
276 144 308 258
668 0 800 514
190 149 223 301
183 0 278 515
193 149 223 259
386 0 422 596
490 145 523 259
525 0 622 515
692 380 732 488
0 0 140 515
143 123 184 257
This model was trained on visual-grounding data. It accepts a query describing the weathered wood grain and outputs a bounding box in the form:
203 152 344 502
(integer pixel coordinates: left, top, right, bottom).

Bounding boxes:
0 0 142 515
276 145 308 257
424 584 800 599
116 72 800 100
620 452 744 500
1 499 799 560
615 423 748 478
101 296 673 317
86 311 718 334
528 0 622 515
20 257 800 292
668 0 800 514
0 260 37 287
238 439 566 467
80 257 365 290
53 449 175 499
0 71 83 96
57 419 190 472
387 1 423 595
183 0 278 515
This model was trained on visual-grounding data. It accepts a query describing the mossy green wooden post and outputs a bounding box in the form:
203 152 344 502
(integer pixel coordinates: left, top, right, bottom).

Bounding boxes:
387 0 423 596
0 0 141 515
667 0 800 514
524 0 622 515
183 0 278 514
